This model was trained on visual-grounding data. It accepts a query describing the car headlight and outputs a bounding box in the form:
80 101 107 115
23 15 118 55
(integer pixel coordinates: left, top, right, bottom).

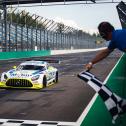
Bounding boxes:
4 74 8 80
31 75 40 81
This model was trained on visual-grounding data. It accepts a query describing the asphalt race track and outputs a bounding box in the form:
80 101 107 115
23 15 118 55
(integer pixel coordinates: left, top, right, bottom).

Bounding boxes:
0 50 122 122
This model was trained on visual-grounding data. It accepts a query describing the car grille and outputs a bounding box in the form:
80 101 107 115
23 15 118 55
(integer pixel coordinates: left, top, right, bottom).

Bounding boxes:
6 79 33 87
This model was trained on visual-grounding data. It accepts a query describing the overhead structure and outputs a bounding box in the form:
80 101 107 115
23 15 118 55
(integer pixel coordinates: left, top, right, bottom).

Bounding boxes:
1 0 126 6
117 1 126 28
1 0 95 5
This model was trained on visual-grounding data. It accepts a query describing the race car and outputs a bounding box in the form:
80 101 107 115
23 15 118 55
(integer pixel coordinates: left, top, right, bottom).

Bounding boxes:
0 60 58 89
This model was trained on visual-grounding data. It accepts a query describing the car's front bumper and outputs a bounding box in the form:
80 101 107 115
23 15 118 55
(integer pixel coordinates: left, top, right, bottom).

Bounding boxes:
0 80 43 89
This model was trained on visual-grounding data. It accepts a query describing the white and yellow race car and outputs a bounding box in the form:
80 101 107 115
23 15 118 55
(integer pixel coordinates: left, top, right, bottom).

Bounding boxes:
0 60 58 89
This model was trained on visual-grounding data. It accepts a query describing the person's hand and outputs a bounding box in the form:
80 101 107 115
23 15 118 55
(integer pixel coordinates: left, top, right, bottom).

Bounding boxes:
85 62 93 71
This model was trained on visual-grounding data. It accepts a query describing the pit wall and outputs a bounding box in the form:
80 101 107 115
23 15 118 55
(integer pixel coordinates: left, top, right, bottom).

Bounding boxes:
80 54 126 126
0 50 51 60
0 48 106 60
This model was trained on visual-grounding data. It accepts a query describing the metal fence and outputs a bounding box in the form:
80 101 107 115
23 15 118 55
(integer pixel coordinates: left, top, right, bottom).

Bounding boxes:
0 20 105 52
0 7 106 52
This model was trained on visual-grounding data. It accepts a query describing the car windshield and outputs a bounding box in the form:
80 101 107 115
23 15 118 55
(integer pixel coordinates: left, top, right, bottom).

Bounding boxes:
17 65 45 71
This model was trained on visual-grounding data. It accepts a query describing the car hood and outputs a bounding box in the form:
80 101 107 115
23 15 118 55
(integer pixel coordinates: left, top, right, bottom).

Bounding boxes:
6 69 43 78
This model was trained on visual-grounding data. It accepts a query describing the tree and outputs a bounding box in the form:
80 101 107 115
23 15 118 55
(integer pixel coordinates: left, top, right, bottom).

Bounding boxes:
56 23 64 33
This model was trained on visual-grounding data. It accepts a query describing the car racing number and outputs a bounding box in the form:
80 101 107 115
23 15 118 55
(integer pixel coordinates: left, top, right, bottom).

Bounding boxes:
47 68 55 81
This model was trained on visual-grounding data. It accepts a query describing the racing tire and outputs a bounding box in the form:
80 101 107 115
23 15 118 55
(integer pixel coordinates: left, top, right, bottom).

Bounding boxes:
55 71 58 83
43 76 47 88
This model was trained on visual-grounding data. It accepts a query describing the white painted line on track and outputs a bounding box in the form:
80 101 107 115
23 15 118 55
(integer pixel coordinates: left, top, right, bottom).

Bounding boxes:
76 93 98 126
103 53 124 84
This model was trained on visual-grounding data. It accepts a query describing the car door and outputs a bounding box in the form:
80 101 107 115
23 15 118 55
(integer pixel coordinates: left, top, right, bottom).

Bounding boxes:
47 65 55 81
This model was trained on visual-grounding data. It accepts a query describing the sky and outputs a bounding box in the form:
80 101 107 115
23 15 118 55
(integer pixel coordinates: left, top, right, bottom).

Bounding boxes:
15 1 125 34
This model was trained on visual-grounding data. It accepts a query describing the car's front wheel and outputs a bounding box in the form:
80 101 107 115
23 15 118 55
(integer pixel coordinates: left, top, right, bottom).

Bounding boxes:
55 71 58 83
43 76 47 88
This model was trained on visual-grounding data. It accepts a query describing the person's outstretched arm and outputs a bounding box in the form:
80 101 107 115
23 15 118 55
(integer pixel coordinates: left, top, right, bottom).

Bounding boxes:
85 48 113 70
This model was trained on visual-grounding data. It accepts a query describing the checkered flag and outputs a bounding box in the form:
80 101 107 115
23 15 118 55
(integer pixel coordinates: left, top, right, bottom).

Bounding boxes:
78 71 126 124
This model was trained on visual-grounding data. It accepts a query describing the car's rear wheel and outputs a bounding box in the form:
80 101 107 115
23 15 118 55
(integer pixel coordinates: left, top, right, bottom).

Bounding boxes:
55 71 58 83
43 76 47 88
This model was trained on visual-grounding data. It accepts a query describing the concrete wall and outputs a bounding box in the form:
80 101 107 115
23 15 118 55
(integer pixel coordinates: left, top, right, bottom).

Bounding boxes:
0 50 51 60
